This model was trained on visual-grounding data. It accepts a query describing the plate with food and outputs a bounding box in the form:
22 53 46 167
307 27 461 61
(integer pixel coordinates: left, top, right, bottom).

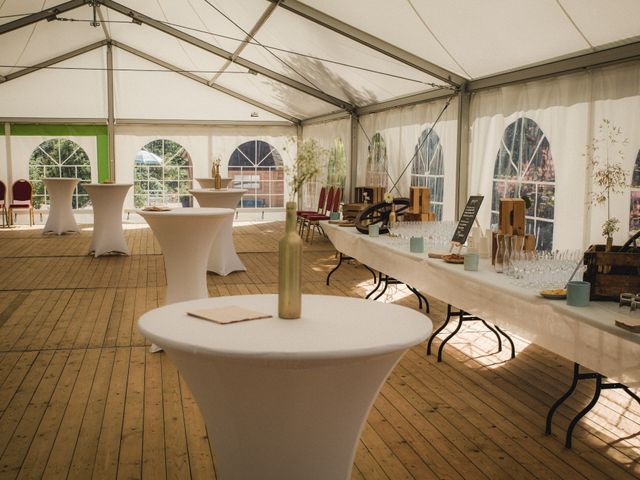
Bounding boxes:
539 288 567 300
443 254 464 264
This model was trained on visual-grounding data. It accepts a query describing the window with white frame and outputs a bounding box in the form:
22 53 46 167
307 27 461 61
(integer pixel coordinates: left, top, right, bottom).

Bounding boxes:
491 117 555 250
630 150 640 231
366 132 387 187
411 128 444 220
228 140 284 209
134 139 193 208
29 138 91 209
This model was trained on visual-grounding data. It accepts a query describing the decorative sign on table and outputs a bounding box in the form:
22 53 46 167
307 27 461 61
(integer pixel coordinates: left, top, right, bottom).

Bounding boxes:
451 196 484 247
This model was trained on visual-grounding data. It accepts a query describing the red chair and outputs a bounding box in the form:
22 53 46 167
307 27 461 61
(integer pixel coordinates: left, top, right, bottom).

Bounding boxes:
9 179 34 226
0 180 7 227
296 186 327 231
299 186 334 238
305 187 342 243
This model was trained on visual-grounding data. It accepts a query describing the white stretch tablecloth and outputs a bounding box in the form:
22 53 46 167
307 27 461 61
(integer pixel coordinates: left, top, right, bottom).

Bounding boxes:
42 178 80 235
190 188 247 275
138 208 233 304
138 294 430 480
322 222 640 386
85 183 131 257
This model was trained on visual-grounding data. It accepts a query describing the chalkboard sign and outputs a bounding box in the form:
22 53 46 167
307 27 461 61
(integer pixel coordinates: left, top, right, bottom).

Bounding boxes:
451 196 484 245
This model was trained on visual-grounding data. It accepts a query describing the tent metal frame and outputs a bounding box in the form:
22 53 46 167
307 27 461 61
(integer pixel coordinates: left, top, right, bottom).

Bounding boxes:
2 0 640 210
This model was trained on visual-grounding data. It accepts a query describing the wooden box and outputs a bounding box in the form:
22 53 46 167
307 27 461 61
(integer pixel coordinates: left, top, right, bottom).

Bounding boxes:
342 202 368 221
403 211 436 222
499 198 526 236
583 244 640 301
354 187 385 204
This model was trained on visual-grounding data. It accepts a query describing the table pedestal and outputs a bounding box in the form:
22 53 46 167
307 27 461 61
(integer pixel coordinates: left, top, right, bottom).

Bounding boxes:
43 178 80 235
190 189 247 276
85 184 131 256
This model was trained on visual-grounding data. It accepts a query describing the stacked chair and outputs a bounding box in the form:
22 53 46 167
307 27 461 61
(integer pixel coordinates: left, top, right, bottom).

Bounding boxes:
296 186 327 232
301 187 342 244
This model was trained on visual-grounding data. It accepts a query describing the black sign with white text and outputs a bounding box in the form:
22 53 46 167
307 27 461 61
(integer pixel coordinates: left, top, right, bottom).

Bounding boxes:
451 196 484 245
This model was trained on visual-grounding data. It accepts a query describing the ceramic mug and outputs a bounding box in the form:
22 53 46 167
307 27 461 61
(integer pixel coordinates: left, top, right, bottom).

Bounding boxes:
464 252 479 271
566 281 591 307
368 224 379 237
329 211 340 221
409 236 424 253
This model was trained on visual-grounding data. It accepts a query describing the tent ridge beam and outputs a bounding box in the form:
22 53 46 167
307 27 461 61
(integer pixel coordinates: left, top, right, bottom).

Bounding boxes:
356 88 457 116
0 0 90 35
468 41 640 91
116 119 293 127
98 0 354 112
270 0 464 87
1 40 108 84
111 40 300 125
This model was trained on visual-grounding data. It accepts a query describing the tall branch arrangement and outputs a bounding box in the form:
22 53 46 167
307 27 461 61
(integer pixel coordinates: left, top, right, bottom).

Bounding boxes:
285 139 325 202
585 119 629 240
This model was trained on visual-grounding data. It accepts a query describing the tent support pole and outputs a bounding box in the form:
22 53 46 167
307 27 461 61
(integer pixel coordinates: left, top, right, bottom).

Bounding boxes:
349 113 358 203
106 43 115 181
455 85 470 219
4 123 12 196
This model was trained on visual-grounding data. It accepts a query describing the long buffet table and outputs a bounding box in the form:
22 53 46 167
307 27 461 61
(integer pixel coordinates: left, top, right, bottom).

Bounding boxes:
322 222 640 387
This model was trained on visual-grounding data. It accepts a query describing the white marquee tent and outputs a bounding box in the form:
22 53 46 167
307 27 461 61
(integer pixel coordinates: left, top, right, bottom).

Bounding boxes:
1 0 640 249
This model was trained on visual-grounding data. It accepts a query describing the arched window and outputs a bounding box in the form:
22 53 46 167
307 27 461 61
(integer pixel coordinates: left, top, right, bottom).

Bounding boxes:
411 128 444 220
326 138 346 188
29 138 91 209
630 150 640 231
228 140 284 208
491 117 555 250
366 133 387 187
134 139 193 208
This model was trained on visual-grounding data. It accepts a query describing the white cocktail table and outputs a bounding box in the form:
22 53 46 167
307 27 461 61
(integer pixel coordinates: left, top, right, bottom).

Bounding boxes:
137 208 234 304
85 183 132 256
190 188 247 275
195 178 232 189
138 294 431 480
42 178 80 235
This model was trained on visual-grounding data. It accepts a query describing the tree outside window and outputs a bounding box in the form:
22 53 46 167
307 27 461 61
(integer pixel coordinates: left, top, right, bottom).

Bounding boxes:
411 128 444 220
491 117 555 250
630 150 640 231
134 139 193 208
366 133 387 187
29 138 91 209
228 140 284 208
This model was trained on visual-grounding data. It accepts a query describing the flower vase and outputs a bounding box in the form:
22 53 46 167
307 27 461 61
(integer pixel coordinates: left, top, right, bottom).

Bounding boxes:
388 203 396 226
278 201 302 319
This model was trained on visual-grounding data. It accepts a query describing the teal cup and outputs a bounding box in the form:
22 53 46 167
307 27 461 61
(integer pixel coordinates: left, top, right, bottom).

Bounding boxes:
566 281 591 307
368 224 379 237
329 211 340 220
409 236 424 253
464 252 479 271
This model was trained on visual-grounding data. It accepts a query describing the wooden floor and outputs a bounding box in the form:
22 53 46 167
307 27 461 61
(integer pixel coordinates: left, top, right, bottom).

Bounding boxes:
0 221 639 479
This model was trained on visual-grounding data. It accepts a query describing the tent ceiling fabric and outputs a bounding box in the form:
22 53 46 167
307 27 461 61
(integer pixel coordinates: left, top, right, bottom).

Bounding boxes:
1 0 639 122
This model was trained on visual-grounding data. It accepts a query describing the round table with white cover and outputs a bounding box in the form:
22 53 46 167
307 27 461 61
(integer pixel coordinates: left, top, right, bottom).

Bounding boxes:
189 188 247 275
137 208 234 304
42 178 80 235
137 294 431 480
85 183 132 256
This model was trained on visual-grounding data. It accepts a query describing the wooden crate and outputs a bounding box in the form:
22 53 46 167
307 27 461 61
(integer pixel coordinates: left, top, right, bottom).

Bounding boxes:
583 244 640 300
342 202 368 221
499 198 526 236
354 187 386 204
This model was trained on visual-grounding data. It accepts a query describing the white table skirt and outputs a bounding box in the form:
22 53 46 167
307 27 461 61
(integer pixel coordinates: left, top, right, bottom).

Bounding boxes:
42 178 80 235
138 294 430 480
190 188 247 275
138 208 234 304
322 222 640 386
85 184 131 256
